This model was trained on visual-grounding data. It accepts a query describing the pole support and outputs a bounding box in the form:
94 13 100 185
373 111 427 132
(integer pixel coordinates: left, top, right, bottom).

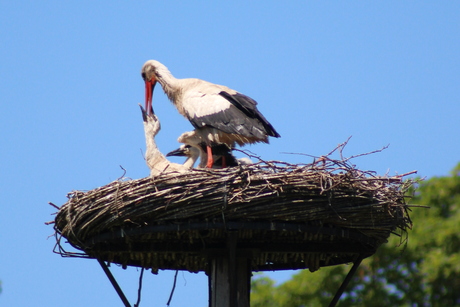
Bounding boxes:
328 255 364 307
97 259 132 307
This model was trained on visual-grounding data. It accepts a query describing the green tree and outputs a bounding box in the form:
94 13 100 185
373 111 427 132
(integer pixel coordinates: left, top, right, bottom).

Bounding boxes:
251 163 460 306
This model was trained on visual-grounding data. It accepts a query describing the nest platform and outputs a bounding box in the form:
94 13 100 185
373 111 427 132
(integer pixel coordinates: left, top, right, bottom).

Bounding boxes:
53 159 414 273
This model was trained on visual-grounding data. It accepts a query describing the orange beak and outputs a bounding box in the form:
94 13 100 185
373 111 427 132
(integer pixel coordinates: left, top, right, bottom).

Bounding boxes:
144 79 156 115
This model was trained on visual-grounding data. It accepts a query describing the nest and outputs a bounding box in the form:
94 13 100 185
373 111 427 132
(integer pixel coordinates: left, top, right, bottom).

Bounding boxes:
53 154 416 273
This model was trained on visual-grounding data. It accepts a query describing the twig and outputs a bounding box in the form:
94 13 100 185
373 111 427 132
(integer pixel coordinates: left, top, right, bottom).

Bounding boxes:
395 170 418 178
342 144 390 162
281 137 386 166
140 148 145 161
233 148 264 162
119 165 127 180
334 136 352 160
133 268 144 307
166 270 179 306
280 151 319 159
406 205 430 208
280 137 354 162
48 202 60 210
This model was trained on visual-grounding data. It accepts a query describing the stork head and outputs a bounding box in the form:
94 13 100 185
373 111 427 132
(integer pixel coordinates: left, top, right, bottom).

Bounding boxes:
166 144 200 160
139 103 160 138
166 145 191 158
139 103 154 122
141 60 159 115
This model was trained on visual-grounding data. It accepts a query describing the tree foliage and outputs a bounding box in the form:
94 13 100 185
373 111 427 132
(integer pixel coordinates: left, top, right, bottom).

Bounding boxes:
251 163 460 306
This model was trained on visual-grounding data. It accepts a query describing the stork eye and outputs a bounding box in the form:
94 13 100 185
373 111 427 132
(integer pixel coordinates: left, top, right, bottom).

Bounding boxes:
141 72 146 80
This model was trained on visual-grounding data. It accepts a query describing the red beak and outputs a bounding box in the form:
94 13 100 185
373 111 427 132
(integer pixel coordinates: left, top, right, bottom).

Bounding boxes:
144 79 156 115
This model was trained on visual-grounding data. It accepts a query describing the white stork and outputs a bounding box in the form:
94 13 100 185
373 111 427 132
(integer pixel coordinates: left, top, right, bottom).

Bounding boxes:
166 144 200 169
141 60 280 168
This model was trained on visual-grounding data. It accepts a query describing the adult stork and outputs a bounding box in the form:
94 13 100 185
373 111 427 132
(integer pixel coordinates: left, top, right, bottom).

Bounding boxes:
141 60 280 168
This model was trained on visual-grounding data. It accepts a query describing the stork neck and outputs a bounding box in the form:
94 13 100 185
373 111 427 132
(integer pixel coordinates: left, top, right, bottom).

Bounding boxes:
183 156 197 169
144 125 164 168
155 66 181 102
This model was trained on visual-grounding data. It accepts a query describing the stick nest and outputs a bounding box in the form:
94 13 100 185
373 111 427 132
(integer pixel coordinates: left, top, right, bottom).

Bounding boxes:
53 154 417 273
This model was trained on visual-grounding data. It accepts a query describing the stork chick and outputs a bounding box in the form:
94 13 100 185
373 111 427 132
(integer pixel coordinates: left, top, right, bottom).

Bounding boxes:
166 144 200 169
176 130 234 168
167 143 241 169
172 130 252 168
139 105 188 176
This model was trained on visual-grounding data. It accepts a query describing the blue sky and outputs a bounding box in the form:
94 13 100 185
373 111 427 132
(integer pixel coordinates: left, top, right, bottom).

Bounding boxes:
1 2 459 306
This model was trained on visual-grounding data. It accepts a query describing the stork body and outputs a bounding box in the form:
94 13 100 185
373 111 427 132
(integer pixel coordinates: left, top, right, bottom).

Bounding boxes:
141 60 280 168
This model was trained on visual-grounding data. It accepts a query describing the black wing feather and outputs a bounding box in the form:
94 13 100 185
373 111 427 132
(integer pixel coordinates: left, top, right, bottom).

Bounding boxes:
218 91 280 138
188 91 280 140
190 107 263 138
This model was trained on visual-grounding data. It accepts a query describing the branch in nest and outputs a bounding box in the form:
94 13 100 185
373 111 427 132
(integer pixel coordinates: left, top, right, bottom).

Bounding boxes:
342 143 390 163
48 202 60 210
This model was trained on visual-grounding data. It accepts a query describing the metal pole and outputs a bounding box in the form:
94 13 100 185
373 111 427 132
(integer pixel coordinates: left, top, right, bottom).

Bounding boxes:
328 255 364 307
97 259 132 307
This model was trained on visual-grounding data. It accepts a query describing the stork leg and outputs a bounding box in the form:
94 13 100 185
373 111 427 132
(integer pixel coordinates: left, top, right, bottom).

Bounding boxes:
206 146 214 168
221 155 227 168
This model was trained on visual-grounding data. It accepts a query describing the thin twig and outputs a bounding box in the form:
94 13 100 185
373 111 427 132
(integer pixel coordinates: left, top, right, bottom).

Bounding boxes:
342 144 390 162
334 136 352 160
395 170 418 178
166 270 179 306
280 151 319 159
48 202 60 210
133 268 144 307
118 165 127 180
